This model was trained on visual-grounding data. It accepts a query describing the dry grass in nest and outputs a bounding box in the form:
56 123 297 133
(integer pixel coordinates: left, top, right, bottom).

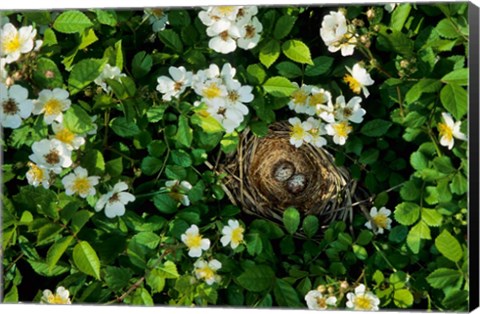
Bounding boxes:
219 121 372 238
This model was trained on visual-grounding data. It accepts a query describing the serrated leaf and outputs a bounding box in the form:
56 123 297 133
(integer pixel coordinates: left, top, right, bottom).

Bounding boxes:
282 39 313 65
246 232 263 256
426 268 462 288
68 58 107 95
153 194 178 214
260 39 281 68
146 269 166 293
274 279 303 308
410 220 431 240
421 208 443 227
33 58 63 89
191 110 224 133
47 236 74 270
405 79 442 104
53 10 93 34
176 115 193 147
110 117 141 137
132 51 153 79
236 265 275 292
394 202 420 226
390 4 411 31
410 151 428 171
157 261 180 279
263 76 296 97
105 266 133 290
275 61 303 79
141 156 162 176
436 18 460 39
63 105 94 134
433 156 455 174
450 172 467 195
441 68 468 86
158 29 183 52
393 289 414 308
73 241 101 279
283 207 300 234
305 56 334 77
435 230 463 262
440 83 467 120
273 15 297 40
360 119 392 137
302 215 319 238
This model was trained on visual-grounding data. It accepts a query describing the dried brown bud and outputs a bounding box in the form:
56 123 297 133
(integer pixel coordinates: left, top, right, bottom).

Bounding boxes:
352 19 365 27
272 160 295 182
286 173 307 194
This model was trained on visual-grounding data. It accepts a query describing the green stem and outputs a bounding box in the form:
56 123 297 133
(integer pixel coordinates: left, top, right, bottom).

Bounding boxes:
372 242 397 272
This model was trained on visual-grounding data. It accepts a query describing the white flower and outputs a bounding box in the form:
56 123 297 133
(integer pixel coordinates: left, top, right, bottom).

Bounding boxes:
325 120 352 145
305 290 337 310
306 117 327 148
365 206 392 234
346 284 380 311
194 259 222 285
196 78 228 105
320 11 357 56
41 286 71 304
144 9 169 32
29 139 72 174
198 6 240 29
334 95 366 124
95 182 135 218
385 3 397 13
32 88 71 124
344 63 375 98
237 16 263 50
52 122 85 150
94 64 126 92
220 219 245 249
207 23 241 54
62 167 99 198
0 23 37 63
156 66 193 101
288 83 312 114
235 6 258 25
165 180 193 206
437 112 466 150
306 87 332 117
0 83 33 129
26 162 51 189
181 224 210 258
289 117 313 148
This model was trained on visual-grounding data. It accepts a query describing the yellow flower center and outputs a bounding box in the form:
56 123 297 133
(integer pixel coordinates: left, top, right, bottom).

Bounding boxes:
354 295 373 310
218 6 235 15
309 93 327 107
231 226 244 245
291 89 308 104
3 33 20 53
185 234 202 249
228 90 239 102
55 128 75 145
291 124 306 140
438 122 453 142
151 9 164 18
316 297 327 308
72 177 91 195
47 294 67 304
198 266 215 280
44 98 63 115
203 83 222 99
28 162 44 182
373 214 388 229
333 122 352 137
344 74 361 94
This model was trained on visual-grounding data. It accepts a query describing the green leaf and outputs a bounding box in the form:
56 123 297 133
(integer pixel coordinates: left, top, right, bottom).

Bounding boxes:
28 260 69 277
275 61 303 79
390 4 411 31
441 68 468 86
176 116 193 147
440 83 467 120
260 39 281 68
442 290 468 310
394 202 420 226
47 236 74 270
435 230 463 262
282 39 313 65
92 9 117 26
146 105 166 123
359 148 379 165
410 220 431 240
130 288 154 306
71 210 93 234
393 289 414 308
283 207 300 234
171 150 192 167
400 180 421 201
273 279 303 308
158 29 183 52
81 149 105 175
73 241 101 279
246 63 267 85
153 194 178 214
236 265 275 292
132 51 153 79
421 208 443 227
78 28 98 50
37 223 63 245
246 232 263 255
404 79 442 104
356 230 374 245
360 119 392 137
263 76 296 97
110 117 141 137
273 15 297 40
105 266 133 290
141 156 162 176
450 172 467 195
68 58 107 95
146 270 166 293
378 26 414 57
106 157 123 177
388 225 408 243
4 285 18 303
33 58 64 89
352 244 368 260
157 261 180 279
406 228 421 253
63 105 94 134
53 10 93 34
433 156 455 174
436 18 460 39
191 111 225 133
410 151 428 171
302 215 319 238
305 56 334 77
426 268 462 288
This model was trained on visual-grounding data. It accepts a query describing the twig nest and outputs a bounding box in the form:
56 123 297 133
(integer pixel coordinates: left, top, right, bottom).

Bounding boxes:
220 121 366 237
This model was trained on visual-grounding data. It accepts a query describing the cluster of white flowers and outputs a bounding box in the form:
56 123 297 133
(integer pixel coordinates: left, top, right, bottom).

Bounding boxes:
437 112 467 150
305 289 337 310
181 220 245 285
94 64 126 93
305 283 380 311
157 63 253 133
0 22 42 64
41 286 71 304
198 6 262 54
320 10 357 56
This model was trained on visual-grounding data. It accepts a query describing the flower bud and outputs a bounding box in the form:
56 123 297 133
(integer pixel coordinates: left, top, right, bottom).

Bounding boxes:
366 8 376 20
317 285 326 293
327 286 335 294
340 281 349 290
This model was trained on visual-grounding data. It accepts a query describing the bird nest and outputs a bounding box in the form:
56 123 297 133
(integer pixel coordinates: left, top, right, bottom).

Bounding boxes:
219 121 370 238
